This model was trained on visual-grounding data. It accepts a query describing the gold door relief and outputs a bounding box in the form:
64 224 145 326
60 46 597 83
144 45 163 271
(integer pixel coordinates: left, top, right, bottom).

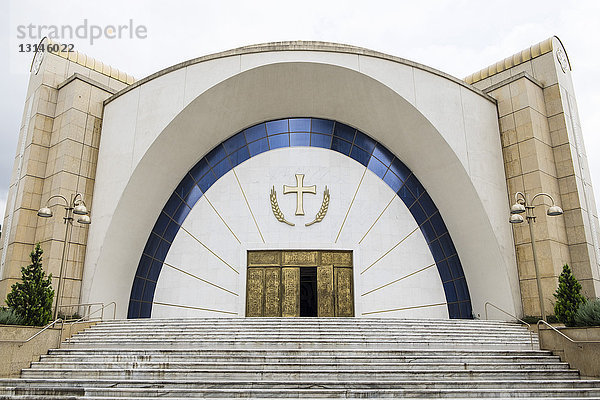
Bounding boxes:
264 267 281 317
281 267 300 317
317 265 334 317
335 267 354 317
246 268 264 317
246 250 354 317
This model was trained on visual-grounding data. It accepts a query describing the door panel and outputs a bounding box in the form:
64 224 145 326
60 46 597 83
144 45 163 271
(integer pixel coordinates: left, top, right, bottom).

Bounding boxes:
281 267 300 317
246 268 265 317
317 265 334 317
335 267 354 317
264 267 281 317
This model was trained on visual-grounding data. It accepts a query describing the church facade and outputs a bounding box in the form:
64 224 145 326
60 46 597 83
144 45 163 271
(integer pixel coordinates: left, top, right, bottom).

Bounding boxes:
1 37 598 320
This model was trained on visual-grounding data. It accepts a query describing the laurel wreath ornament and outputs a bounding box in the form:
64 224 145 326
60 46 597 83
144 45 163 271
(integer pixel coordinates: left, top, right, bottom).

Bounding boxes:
270 186 295 226
305 186 330 226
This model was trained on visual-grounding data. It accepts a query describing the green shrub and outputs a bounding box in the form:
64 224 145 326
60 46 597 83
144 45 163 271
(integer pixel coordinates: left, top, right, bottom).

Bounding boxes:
575 298 600 327
5 244 55 326
522 315 559 324
57 312 82 321
554 264 586 327
0 307 25 325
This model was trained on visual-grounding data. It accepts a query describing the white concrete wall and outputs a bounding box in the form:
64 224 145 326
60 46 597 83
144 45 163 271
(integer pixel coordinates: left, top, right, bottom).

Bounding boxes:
83 48 519 319
152 148 447 319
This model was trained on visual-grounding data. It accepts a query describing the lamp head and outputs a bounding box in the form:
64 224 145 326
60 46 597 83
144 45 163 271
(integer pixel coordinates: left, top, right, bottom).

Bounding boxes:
547 205 564 216
77 215 91 225
509 214 524 224
37 207 52 218
510 203 526 214
73 204 88 215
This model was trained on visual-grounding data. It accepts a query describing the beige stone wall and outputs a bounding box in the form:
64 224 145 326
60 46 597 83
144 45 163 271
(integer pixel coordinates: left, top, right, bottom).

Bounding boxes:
470 37 600 316
0 321 96 377
0 45 130 312
538 326 600 378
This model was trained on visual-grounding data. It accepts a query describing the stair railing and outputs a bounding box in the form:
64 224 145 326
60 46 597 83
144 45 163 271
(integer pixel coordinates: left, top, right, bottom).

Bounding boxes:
57 302 117 347
484 301 535 350
57 301 117 322
0 318 64 348
537 320 600 348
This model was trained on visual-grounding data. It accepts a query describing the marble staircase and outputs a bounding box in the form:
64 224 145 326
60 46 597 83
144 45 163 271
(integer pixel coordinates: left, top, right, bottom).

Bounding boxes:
1 317 599 398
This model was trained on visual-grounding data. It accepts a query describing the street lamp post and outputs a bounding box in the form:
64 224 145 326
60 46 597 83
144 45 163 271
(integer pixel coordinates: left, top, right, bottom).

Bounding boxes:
37 193 91 319
509 192 563 321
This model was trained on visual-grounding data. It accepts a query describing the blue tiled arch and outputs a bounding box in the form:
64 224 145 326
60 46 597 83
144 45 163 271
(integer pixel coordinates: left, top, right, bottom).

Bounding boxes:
128 118 473 319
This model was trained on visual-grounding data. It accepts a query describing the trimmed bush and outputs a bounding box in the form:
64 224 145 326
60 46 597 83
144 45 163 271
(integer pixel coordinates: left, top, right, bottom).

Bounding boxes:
522 315 559 325
5 244 55 326
575 298 600 327
553 264 586 327
0 307 25 325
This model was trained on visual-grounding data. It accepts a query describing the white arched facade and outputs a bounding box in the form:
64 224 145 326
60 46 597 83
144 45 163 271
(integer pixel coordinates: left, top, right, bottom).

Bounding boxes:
82 44 519 319
152 146 448 319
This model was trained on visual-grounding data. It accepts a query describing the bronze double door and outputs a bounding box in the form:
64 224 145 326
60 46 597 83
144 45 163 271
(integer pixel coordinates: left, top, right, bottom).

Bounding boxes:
246 250 354 317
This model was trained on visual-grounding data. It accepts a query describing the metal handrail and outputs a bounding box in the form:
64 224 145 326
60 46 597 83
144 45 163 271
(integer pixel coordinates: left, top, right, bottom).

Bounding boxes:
59 302 117 347
0 318 63 345
58 301 117 322
537 319 600 348
484 302 531 328
72 302 117 324
484 301 534 350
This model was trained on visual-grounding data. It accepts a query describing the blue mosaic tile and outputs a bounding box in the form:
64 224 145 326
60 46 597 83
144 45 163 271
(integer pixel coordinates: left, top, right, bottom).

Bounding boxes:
205 145 227 167
350 146 370 166
248 137 269 156
229 147 250 168
332 137 352 156
244 123 267 142
333 122 356 142
268 133 290 149
311 118 334 134
290 132 310 146
372 145 394 167
289 118 311 132
368 157 387 179
310 133 332 148
223 132 246 154
266 119 289 135
353 131 376 153
382 170 403 193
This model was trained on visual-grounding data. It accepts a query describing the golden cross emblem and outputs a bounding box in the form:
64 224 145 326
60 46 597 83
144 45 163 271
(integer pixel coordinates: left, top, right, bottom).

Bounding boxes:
283 174 316 215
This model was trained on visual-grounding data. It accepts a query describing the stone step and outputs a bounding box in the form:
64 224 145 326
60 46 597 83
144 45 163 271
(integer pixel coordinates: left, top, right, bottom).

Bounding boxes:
47 348 553 357
66 334 537 342
64 332 531 340
2 385 600 399
5 378 600 389
61 338 538 350
39 354 561 364
98 317 518 324
83 328 534 336
88 326 529 332
91 322 529 330
87 320 527 326
29 361 571 370
21 368 580 380
98 318 517 324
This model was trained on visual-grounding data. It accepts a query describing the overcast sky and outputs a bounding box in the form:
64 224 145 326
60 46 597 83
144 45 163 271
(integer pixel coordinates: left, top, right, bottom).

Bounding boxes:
1 0 599 222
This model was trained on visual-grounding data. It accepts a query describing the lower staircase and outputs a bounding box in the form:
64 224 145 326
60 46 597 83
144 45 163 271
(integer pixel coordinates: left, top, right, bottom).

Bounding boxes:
0 318 599 398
